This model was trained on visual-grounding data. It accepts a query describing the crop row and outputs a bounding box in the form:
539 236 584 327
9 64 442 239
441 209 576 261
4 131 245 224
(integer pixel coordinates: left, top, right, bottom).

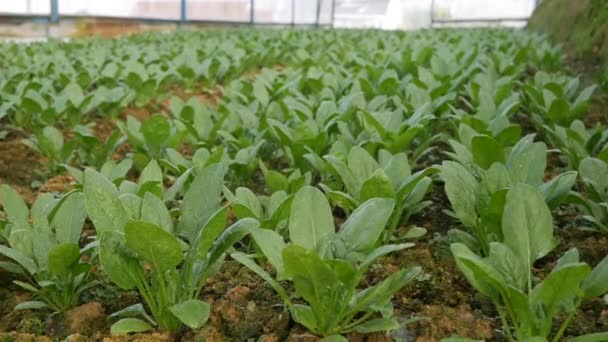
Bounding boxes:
0 28 607 341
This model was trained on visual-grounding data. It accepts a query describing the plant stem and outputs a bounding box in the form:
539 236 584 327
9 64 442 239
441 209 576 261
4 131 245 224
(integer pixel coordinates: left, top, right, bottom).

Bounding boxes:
494 301 515 342
552 298 582 342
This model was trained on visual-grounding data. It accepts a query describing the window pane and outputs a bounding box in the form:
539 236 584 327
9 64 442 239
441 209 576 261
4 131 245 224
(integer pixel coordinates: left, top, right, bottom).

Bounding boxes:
59 0 181 20
0 0 50 15
187 0 251 22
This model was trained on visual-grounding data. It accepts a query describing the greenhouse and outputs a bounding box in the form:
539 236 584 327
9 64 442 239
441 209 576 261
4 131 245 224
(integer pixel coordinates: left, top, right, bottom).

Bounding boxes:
0 0 607 341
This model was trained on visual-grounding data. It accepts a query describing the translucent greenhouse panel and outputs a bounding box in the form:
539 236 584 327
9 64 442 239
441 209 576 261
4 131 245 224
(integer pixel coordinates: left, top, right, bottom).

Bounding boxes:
293 0 316 25
187 0 251 22
59 0 180 20
333 0 390 29
433 0 536 21
0 0 50 15
253 0 291 24
318 0 333 25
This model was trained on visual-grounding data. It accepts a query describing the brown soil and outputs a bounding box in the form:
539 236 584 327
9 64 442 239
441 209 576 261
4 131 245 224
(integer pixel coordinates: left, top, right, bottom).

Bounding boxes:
0 132 44 201
46 302 106 337
38 172 76 194
93 117 119 142
120 107 152 122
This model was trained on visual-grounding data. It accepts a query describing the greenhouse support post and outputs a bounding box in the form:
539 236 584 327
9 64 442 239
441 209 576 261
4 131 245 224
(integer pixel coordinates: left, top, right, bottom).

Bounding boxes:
50 0 59 23
250 0 255 24
291 0 295 26
180 0 187 24
315 0 321 27
330 0 336 28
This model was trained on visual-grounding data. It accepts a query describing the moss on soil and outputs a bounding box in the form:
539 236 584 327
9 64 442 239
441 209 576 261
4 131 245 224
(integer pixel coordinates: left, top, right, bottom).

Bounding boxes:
528 0 608 62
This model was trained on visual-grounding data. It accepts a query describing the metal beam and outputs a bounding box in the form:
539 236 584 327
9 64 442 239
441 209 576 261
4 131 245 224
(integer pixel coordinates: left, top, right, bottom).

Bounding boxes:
291 0 295 27
330 0 336 28
430 0 435 27
180 0 187 24
50 0 59 23
315 0 322 27
250 0 255 24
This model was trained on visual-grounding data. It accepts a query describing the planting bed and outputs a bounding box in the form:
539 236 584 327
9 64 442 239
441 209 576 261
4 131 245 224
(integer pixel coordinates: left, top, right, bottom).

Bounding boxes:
0 28 607 341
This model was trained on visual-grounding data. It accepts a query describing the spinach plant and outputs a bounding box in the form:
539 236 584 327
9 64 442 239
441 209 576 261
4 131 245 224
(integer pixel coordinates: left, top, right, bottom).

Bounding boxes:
544 120 608 170
22 126 76 175
451 183 608 341
0 186 93 312
440 135 577 254
573 157 608 231
232 186 421 338
117 114 187 169
320 146 432 243
83 163 257 333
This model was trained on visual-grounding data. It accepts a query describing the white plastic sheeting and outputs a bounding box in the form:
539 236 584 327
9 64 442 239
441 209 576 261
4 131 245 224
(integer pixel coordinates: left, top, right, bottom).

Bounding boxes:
0 0 536 28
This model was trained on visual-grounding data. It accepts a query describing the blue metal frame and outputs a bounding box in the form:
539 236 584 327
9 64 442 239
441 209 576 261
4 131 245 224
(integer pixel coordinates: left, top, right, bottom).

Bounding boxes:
31 0 336 28
315 0 322 27
180 0 187 24
50 0 59 23
250 0 255 24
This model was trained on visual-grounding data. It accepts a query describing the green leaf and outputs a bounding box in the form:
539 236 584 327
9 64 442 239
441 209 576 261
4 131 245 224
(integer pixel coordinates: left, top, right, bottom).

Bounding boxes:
231 252 292 306
582 254 608 299
353 318 400 333
125 220 182 271
138 160 163 187
0 261 24 274
253 78 270 108
325 155 358 196
110 318 153 334
381 152 411 189
47 243 81 277
358 169 396 202
290 304 318 333
351 267 420 314
568 332 608 342
546 98 572 126
439 161 479 228
538 171 577 210
318 335 348 342
250 228 287 279
579 158 608 199
336 198 395 257
0 245 37 274
65 82 85 107
205 218 259 266
502 184 555 286
450 243 503 301
99 234 142 290
357 243 414 276
141 114 170 155
41 126 64 154
283 245 336 307
471 135 506 169
487 242 526 291
140 192 173 233
289 186 334 250
178 164 225 241
0 184 29 228
52 192 87 245
506 137 546 188
402 226 427 239
197 207 229 259
348 146 380 186
233 187 263 219
14 301 47 311
168 299 210 329
84 168 128 233
531 262 590 334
